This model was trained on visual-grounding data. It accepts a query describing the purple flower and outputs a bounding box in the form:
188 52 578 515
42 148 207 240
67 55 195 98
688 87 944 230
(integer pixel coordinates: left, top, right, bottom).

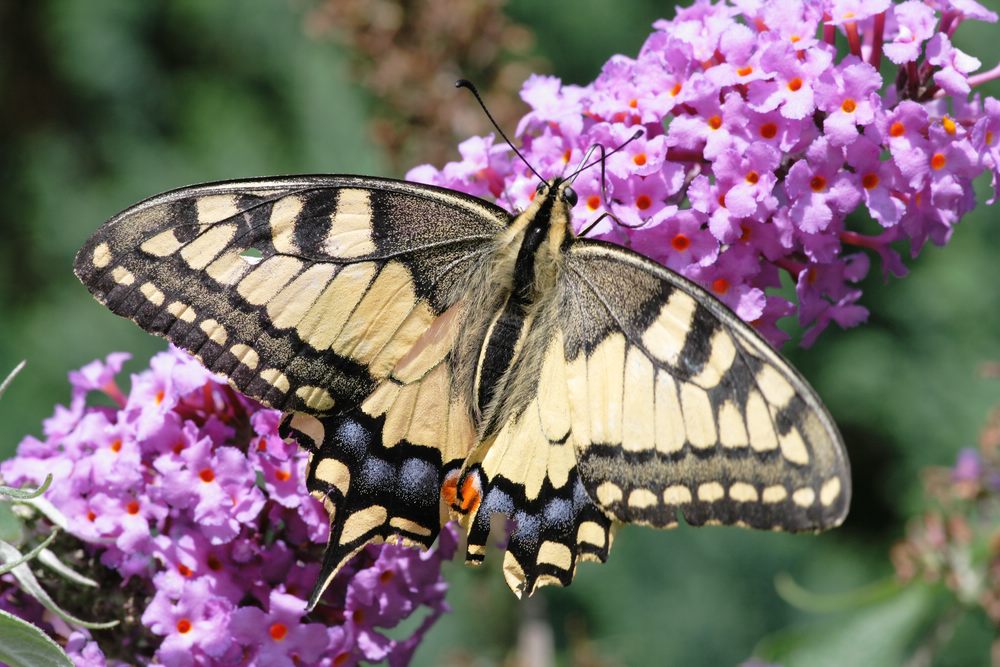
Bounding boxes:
927 33 982 96
884 1 937 64
409 0 998 346
230 591 330 667
953 448 982 483
1 347 457 664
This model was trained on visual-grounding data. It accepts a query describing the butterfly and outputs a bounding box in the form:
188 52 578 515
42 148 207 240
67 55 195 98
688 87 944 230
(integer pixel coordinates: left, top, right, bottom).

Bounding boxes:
75 169 850 609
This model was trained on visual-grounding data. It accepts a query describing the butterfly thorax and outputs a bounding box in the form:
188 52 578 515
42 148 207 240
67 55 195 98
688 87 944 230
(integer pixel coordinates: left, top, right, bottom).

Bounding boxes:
462 182 573 436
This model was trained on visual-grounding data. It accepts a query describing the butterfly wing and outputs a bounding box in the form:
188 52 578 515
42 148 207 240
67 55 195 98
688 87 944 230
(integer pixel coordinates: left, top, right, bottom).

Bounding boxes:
74 175 507 414
558 240 850 531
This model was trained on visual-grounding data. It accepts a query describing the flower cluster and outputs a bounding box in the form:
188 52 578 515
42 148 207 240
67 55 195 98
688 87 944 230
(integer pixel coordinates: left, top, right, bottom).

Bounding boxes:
409 0 1000 346
891 401 1000 625
0 349 455 666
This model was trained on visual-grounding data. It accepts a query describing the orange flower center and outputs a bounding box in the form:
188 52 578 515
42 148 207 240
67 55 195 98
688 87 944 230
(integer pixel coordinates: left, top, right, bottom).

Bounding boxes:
670 82 682 96
176 618 192 634
126 500 140 515
889 121 905 137
628 98 638 109
275 469 291 482
636 194 652 210
379 569 395 584
987 131 995 145
87 510 97 522
841 98 856 113
110 439 122 453
672 234 691 251
862 173 880 190
745 171 759 184
633 153 647 166
787 77 803 92
930 153 947 170
269 623 288 641
711 278 730 294
759 123 778 139
199 468 215 483
154 390 165 405
809 175 827 192
737 65 753 77
707 115 723 130
942 116 957 135
586 195 601 211
207 555 223 571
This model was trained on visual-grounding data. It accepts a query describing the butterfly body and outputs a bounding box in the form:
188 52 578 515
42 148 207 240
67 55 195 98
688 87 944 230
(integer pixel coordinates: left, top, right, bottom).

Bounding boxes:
75 174 850 608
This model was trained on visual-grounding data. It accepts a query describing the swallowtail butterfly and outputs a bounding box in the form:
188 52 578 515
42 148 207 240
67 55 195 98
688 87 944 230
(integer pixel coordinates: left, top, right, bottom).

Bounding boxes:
75 157 849 610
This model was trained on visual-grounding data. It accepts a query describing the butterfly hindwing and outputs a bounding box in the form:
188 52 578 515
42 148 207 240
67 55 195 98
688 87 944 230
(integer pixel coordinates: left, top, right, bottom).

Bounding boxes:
559 241 851 531
74 175 507 415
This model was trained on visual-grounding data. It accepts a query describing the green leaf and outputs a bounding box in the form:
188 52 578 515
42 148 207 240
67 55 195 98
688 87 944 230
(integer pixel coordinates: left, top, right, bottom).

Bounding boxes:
0 607 72 667
0 475 54 501
37 549 98 588
0 542 118 630
0 502 23 544
0 532 58 576
756 584 939 667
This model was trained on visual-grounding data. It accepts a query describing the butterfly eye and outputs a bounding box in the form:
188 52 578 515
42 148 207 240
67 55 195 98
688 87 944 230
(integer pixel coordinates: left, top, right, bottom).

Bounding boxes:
562 187 578 207
535 182 547 195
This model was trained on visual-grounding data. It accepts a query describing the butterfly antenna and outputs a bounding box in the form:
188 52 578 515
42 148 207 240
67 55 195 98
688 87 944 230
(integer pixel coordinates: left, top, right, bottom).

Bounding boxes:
576 133 648 237
566 129 644 181
456 79 547 184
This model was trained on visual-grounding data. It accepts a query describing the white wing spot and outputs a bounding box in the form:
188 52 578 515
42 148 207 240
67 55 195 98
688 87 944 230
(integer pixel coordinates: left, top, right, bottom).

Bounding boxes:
820 477 842 507
92 243 112 268
728 482 759 503
792 487 816 508
627 489 658 509
663 485 692 504
697 482 725 503
762 485 787 503
595 482 623 506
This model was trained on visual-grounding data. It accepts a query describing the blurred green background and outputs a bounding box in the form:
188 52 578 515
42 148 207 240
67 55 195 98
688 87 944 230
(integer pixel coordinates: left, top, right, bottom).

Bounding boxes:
1 1 998 665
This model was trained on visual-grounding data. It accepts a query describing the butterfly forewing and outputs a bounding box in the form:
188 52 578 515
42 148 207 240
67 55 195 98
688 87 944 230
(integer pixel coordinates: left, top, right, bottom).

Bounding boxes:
74 176 507 415
559 241 850 530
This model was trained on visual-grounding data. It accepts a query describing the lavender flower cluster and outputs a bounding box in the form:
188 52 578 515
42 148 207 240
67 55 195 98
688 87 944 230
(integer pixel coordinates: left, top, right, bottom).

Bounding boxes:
409 0 1000 346
0 349 455 666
